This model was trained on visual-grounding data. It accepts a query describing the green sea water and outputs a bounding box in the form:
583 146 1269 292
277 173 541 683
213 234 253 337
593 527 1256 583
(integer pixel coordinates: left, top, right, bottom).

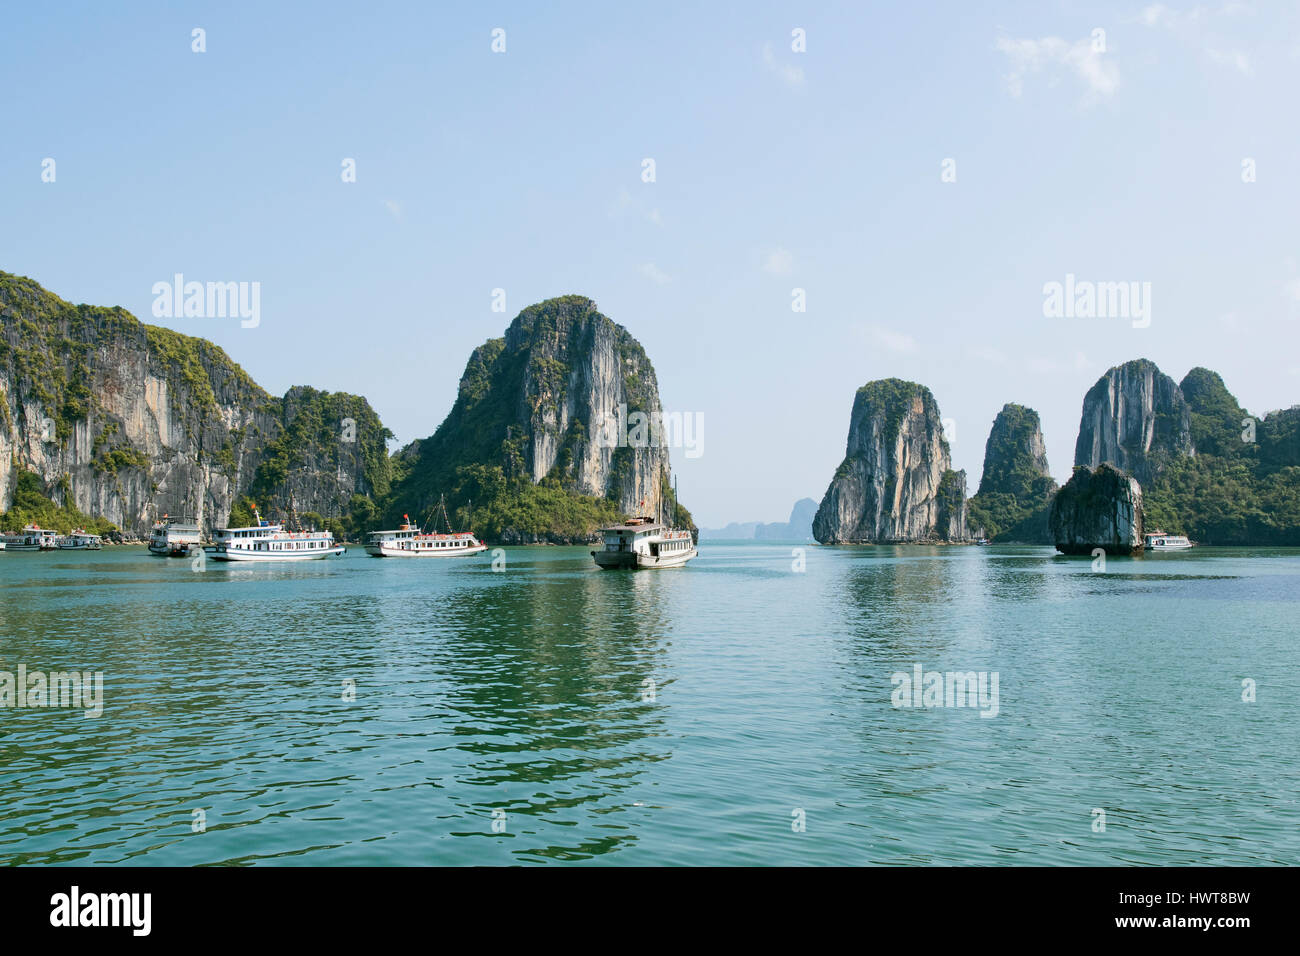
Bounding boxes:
1 543 1296 866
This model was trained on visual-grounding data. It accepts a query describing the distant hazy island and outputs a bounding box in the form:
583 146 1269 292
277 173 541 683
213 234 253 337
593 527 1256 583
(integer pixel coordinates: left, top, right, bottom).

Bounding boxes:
698 498 817 541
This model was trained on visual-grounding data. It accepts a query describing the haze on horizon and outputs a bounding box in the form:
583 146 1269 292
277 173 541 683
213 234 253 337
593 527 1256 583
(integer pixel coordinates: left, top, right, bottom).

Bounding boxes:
3 1 1298 527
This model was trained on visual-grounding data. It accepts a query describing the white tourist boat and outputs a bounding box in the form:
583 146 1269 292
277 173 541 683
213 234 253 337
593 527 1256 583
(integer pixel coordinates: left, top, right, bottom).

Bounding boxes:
1144 530 1193 552
365 499 488 558
148 516 203 556
0 524 60 551
57 529 103 550
209 508 345 562
592 516 697 570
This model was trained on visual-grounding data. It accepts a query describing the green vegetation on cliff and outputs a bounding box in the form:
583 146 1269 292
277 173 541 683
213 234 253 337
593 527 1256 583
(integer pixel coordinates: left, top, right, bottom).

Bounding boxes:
0 469 117 534
384 296 692 542
966 403 1056 542
245 385 395 537
1141 370 1300 543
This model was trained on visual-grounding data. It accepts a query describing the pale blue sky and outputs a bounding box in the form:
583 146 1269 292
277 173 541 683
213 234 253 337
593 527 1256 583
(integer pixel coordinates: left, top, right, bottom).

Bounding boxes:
3 1 1299 525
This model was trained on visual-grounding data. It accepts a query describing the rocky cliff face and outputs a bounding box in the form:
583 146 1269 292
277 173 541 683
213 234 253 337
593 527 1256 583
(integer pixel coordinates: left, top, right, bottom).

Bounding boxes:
1073 359 1192 485
813 380 967 543
1049 464 1144 555
977 404 1053 497
389 296 682 541
966 403 1057 542
0 272 391 534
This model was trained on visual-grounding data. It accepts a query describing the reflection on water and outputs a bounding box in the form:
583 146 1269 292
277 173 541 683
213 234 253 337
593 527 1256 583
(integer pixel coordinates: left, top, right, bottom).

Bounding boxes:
1 544 1298 865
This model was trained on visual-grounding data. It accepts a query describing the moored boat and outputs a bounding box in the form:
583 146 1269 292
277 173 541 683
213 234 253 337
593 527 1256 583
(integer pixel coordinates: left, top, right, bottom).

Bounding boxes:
0 524 60 551
1144 530 1193 552
209 507 345 562
57 529 103 550
148 516 203 556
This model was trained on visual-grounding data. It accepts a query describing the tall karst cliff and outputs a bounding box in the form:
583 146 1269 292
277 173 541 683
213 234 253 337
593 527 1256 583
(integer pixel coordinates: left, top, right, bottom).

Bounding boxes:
0 272 392 534
386 295 689 543
966 403 1057 542
1073 358 1193 485
1065 359 1300 544
812 379 967 544
1139 365 1300 543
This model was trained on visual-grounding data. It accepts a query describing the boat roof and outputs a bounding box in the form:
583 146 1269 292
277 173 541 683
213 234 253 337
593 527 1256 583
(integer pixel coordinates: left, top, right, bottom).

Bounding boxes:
601 521 667 532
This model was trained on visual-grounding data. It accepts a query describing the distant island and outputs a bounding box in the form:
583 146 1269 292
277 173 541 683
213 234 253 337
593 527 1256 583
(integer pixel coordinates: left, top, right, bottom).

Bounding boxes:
699 498 817 541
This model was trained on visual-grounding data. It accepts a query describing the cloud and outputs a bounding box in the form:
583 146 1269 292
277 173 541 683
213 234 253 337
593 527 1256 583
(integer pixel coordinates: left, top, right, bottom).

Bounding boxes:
638 262 671 285
762 43 805 88
1205 46 1253 74
1285 277 1300 303
762 247 794 276
608 188 663 226
995 34 1120 100
381 199 402 221
867 325 917 354
1133 3 1257 76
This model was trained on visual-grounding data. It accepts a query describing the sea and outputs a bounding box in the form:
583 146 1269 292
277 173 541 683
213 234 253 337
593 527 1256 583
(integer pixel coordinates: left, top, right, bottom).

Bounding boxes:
1 542 1296 865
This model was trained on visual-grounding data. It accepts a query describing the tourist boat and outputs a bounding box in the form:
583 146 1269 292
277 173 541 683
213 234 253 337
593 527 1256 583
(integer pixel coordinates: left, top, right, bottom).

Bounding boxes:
1144 530 1193 552
592 516 697 570
0 524 60 551
209 507 345 562
365 498 488 558
57 529 103 550
148 516 203 556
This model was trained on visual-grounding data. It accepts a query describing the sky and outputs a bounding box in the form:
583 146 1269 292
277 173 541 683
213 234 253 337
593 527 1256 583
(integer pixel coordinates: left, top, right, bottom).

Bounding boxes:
3 1 1299 526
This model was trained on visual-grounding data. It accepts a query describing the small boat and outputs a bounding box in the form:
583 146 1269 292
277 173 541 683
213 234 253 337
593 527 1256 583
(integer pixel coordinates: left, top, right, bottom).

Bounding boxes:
0 524 60 551
365 497 488 558
148 515 203 556
975 538 991 546
1144 530 1193 552
58 529 103 550
209 507 345 562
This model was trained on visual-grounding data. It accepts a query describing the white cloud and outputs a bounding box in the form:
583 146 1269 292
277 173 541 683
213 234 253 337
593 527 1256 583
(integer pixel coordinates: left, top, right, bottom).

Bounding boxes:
762 247 794 276
762 43 805 88
638 262 671 285
381 199 402 221
867 325 917 354
1285 277 1300 303
1133 4 1257 76
608 188 663 226
1205 46 1253 74
995 34 1120 100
